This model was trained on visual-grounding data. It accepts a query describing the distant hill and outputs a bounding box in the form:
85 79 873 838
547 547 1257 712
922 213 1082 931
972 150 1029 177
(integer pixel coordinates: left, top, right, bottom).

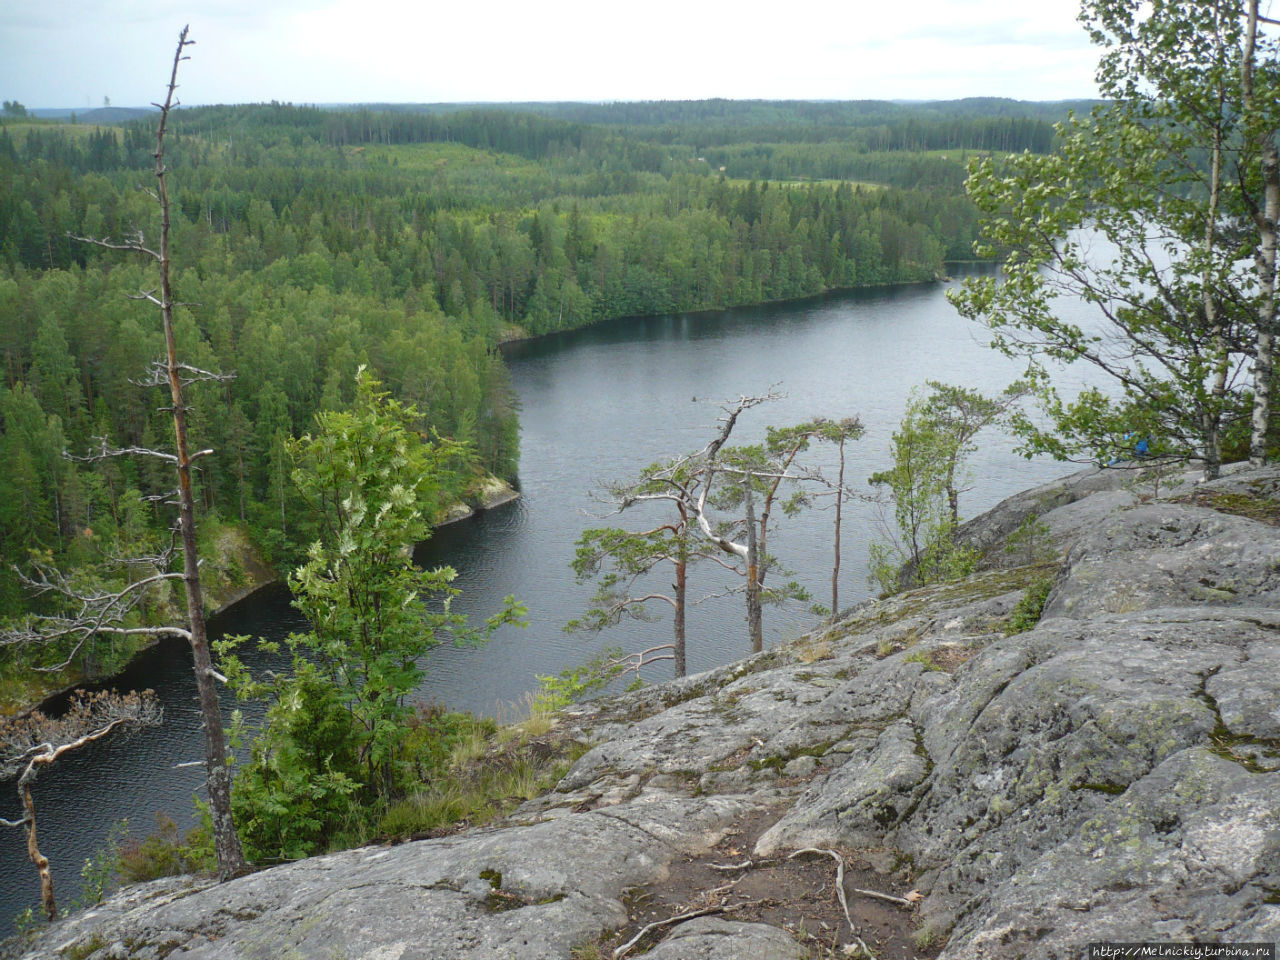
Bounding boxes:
30 106 156 123
343 97 1105 126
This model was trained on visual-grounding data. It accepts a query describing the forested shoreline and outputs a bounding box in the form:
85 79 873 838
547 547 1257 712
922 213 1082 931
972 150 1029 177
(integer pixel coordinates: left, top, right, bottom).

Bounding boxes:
0 97 1075 699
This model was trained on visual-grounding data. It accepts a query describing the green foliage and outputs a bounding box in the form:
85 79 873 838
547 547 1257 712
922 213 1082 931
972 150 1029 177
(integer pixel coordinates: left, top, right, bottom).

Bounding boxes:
903 650 941 672
110 812 215 886
218 371 524 861
534 647 631 712
869 382 1016 592
61 934 108 960
222 668 364 861
376 757 542 839
12 905 37 937
75 821 126 908
1006 577 1054 635
949 0 1280 476
917 531 981 586
0 94 1075 646
1003 513 1056 566
568 527 686 631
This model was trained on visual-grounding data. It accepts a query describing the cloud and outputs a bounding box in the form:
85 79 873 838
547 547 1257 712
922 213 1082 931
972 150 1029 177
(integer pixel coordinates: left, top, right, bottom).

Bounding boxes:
0 0 1101 107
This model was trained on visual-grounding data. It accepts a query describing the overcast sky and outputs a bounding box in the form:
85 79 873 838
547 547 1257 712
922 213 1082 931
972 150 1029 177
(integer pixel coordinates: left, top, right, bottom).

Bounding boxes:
1 0 1102 109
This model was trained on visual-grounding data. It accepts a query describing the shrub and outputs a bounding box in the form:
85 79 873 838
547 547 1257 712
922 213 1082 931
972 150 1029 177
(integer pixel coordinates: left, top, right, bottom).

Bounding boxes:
1006 576 1054 634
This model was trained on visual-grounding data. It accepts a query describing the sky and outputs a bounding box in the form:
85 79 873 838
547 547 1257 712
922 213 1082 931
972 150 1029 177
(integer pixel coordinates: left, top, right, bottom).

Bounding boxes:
0 0 1103 109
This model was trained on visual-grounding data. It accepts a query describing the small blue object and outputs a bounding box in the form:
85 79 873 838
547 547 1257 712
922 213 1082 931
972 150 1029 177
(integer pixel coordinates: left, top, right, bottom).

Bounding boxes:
1106 432 1150 466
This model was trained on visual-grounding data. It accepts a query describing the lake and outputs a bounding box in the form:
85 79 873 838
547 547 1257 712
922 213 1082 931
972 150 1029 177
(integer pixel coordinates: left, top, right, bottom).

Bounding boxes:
0 272 1098 922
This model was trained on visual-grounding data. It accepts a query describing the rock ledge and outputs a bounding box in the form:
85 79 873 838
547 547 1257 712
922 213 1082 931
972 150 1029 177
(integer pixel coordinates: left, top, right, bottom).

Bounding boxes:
9 466 1280 959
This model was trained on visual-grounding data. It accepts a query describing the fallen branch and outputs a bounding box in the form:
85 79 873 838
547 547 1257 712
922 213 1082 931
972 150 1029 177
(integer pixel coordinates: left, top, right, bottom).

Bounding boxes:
788 848 876 959
708 858 754 871
847 886 916 908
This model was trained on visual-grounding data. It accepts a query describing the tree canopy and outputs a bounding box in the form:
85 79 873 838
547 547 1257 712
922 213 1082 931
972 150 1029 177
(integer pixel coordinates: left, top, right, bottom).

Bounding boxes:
950 0 1280 477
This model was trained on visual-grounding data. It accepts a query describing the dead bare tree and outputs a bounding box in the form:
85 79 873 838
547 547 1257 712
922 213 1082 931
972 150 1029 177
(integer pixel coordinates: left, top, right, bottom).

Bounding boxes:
6 26 248 880
0 690 161 919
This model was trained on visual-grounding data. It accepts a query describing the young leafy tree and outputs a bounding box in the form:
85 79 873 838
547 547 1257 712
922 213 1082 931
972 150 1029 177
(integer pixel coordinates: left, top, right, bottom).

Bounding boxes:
0 689 160 919
868 382 1019 593
918 381 1027 527
950 0 1280 478
218 370 523 858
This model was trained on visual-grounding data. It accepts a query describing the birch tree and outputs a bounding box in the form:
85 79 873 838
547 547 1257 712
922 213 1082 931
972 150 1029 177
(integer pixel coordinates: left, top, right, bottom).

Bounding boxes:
950 0 1279 478
1241 0 1280 465
868 383 1019 593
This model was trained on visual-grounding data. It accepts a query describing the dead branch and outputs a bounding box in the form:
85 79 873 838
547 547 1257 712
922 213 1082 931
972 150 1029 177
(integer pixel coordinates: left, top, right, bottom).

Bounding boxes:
0 689 161 919
600 644 677 680
67 230 160 260
66 437 179 464
846 886 916 908
9 561 192 670
133 360 235 389
102 524 182 567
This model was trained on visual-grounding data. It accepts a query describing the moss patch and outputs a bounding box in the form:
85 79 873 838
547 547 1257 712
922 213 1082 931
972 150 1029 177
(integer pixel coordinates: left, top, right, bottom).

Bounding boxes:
1174 489 1280 526
1196 671 1280 774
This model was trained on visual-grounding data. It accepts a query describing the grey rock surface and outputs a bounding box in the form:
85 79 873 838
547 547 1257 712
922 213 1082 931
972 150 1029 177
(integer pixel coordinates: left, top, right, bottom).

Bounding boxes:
10 465 1280 960
641 917 806 959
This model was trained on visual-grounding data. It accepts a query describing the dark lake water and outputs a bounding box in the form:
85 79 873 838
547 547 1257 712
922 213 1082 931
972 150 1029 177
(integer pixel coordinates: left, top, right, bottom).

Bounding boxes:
0 273 1099 923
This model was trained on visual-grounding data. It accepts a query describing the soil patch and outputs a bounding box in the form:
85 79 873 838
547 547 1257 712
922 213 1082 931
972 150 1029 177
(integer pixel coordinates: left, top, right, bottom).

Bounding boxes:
597 807 941 959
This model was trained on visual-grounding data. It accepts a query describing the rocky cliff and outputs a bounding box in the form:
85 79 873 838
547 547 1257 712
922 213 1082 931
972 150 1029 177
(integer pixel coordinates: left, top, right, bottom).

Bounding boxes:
9 465 1280 959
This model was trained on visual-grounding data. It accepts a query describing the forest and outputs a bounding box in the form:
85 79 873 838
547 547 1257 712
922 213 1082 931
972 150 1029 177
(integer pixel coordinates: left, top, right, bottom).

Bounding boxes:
0 95 1076 689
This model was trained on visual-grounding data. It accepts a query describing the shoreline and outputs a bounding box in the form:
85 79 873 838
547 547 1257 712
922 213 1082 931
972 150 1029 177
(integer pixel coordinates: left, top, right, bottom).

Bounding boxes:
494 270 961 349
3 477 521 719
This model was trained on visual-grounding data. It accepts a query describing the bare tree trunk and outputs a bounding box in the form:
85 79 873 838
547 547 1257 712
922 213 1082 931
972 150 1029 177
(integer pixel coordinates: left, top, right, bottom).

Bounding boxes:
1253 141 1278 465
154 27 246 881
945 467 959 528
1202 56 1226 481
832 437 845 614
20 778 55 920
744 474 762 654
673 548 687 677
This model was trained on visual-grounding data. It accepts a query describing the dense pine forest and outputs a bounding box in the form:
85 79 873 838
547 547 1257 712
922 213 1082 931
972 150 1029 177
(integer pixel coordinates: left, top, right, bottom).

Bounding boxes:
0 97 1080 685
